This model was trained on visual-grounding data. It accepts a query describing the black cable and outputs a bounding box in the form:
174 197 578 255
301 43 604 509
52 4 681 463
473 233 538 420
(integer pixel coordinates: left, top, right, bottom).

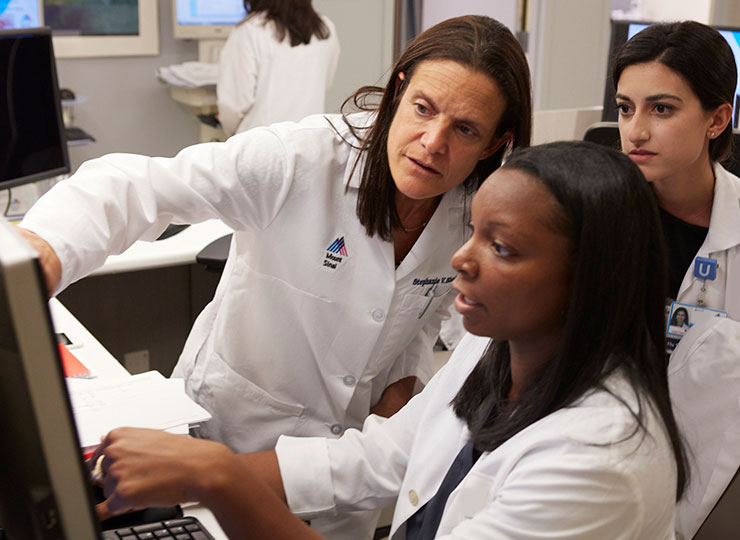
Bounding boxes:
3 188 12 217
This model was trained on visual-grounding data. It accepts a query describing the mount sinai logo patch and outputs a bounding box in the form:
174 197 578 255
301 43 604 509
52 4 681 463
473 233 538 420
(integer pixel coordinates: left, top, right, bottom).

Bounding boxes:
321 236 349 271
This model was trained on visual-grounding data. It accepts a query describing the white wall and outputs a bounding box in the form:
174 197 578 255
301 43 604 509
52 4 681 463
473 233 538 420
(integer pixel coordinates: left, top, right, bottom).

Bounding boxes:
57 3 200 171
528 0 612 111
313 0 395 113
420 0 518 31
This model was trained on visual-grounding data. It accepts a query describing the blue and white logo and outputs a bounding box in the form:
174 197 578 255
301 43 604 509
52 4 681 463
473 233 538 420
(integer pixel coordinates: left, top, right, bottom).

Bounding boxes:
693 256 717 281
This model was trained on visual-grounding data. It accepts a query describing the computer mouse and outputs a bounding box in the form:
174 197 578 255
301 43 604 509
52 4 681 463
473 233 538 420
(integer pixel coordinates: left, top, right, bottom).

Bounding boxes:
59 88 76 101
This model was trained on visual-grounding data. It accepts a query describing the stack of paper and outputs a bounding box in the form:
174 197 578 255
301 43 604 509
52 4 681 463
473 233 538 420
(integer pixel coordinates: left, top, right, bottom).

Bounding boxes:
156 62 218 88
66 371 211 450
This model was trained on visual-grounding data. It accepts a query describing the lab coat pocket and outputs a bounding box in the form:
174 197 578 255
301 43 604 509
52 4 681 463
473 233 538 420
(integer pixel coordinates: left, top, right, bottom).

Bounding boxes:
401 284 454 324
204 352 307 451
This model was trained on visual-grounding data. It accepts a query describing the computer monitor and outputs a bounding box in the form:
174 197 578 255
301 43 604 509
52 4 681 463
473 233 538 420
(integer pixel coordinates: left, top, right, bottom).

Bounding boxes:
0 0 41 30
172 0 248 40
0 26 70 191
602 20 740 129
0 220 100 539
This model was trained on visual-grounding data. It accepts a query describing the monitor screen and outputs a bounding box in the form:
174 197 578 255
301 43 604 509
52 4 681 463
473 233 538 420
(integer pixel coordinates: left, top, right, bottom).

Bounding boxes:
0 0 41 30
172 0 248 40
602 20 740 129
0 220 99 539
0 27 70 191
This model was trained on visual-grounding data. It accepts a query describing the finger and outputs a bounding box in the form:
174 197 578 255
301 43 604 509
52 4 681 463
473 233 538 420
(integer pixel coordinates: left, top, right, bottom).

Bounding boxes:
95 500 117 522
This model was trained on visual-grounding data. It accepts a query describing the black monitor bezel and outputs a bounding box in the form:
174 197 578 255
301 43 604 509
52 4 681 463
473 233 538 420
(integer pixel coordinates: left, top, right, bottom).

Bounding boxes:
0 221 100 539
0 26 70 191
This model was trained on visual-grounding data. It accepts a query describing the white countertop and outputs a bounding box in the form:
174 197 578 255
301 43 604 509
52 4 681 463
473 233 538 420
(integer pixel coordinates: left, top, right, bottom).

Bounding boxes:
91 219 232 276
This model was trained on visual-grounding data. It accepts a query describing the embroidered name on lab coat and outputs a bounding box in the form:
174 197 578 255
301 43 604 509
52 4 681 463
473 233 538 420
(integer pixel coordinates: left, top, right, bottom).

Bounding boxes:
321 236 349 271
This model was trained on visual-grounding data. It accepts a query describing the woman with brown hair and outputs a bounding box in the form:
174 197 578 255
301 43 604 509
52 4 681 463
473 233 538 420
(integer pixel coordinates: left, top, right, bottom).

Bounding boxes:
19 15 532 537
217 0 340 136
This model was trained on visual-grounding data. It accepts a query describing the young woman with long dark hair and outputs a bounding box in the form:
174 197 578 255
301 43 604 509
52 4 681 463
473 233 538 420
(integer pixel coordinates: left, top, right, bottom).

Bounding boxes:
91 141 687 539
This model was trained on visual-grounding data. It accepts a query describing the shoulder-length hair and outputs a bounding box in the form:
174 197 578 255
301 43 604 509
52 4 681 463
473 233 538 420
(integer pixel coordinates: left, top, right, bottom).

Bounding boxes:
344 15 532 240
244 0 330 46
452 141 688 500
612 20 736 163
670 307 689 327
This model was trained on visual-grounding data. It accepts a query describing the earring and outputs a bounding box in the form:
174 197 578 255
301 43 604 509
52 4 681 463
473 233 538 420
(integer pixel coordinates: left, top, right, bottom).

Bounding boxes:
709 131 716 138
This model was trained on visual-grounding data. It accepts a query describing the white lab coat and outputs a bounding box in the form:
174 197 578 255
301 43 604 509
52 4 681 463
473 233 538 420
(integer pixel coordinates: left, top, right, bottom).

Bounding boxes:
277 333 678 540
217 12 340 136
20 112 462 451
674 163 740 320
666 163 740 539
669 317 740 540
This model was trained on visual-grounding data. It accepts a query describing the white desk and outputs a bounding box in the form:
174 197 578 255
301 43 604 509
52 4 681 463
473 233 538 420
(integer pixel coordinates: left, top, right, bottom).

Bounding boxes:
50 298 229 540
58 219 232 375
50 298 130 380
91 219 232 276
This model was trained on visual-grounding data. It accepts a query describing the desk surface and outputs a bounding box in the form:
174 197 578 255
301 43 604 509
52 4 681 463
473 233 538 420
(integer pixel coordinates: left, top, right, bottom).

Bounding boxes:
49 298 229 540
91 220 232 276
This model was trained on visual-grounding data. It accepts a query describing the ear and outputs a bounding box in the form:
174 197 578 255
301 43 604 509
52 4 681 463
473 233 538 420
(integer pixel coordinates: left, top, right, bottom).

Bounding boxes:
707 103 733 139
393 71 406 100
479 130 513 160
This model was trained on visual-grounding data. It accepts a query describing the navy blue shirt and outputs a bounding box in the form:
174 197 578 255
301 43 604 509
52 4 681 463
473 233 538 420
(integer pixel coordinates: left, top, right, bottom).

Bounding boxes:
405 440 481 539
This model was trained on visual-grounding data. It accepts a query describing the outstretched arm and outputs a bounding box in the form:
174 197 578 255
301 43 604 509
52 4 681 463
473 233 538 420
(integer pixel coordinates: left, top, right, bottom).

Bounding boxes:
16 226 62 296
93 427 323 540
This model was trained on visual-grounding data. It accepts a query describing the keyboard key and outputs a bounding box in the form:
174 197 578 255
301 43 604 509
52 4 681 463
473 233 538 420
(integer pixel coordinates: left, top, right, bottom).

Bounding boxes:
133 522 164 533
110 516 215 540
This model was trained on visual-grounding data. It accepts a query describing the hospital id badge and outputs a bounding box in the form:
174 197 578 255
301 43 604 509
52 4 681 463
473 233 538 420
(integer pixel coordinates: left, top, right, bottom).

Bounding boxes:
665 301 728 353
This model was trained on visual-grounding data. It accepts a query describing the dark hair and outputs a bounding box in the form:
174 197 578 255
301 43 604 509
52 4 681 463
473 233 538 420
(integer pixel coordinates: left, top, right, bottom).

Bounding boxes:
612 20 736 163
452 141 688 500
244 0 330 47
345 15 532 240
670 307 689 327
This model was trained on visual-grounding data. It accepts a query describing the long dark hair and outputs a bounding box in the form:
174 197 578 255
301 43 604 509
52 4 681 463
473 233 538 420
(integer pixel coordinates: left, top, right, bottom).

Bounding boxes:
244 0 330 46
612 20 736 163
670 307 689 327
452 141 688 500
345 15 532 240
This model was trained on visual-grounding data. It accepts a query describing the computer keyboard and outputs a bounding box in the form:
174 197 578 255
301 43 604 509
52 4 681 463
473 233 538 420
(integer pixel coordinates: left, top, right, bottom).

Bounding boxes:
101 516 215 540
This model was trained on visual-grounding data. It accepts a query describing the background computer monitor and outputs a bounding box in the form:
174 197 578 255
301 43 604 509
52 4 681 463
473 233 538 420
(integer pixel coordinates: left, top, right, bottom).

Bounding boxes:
0 220 99 539
172 0 248 40
602 20 740 129
0 26 70 191
0 0 41 30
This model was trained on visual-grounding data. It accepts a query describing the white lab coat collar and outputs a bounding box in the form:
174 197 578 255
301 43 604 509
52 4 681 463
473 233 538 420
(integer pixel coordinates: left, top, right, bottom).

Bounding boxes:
702 163 740 255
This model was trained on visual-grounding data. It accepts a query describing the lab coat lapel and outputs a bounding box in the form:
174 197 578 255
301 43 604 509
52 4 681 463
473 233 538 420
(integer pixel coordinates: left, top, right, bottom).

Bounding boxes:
677 166 740 305
703 164 740 253
395 188 466 280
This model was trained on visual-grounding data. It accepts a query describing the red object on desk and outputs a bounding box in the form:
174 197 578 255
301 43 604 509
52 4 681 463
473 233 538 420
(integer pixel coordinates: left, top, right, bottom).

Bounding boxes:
59 343 91 378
